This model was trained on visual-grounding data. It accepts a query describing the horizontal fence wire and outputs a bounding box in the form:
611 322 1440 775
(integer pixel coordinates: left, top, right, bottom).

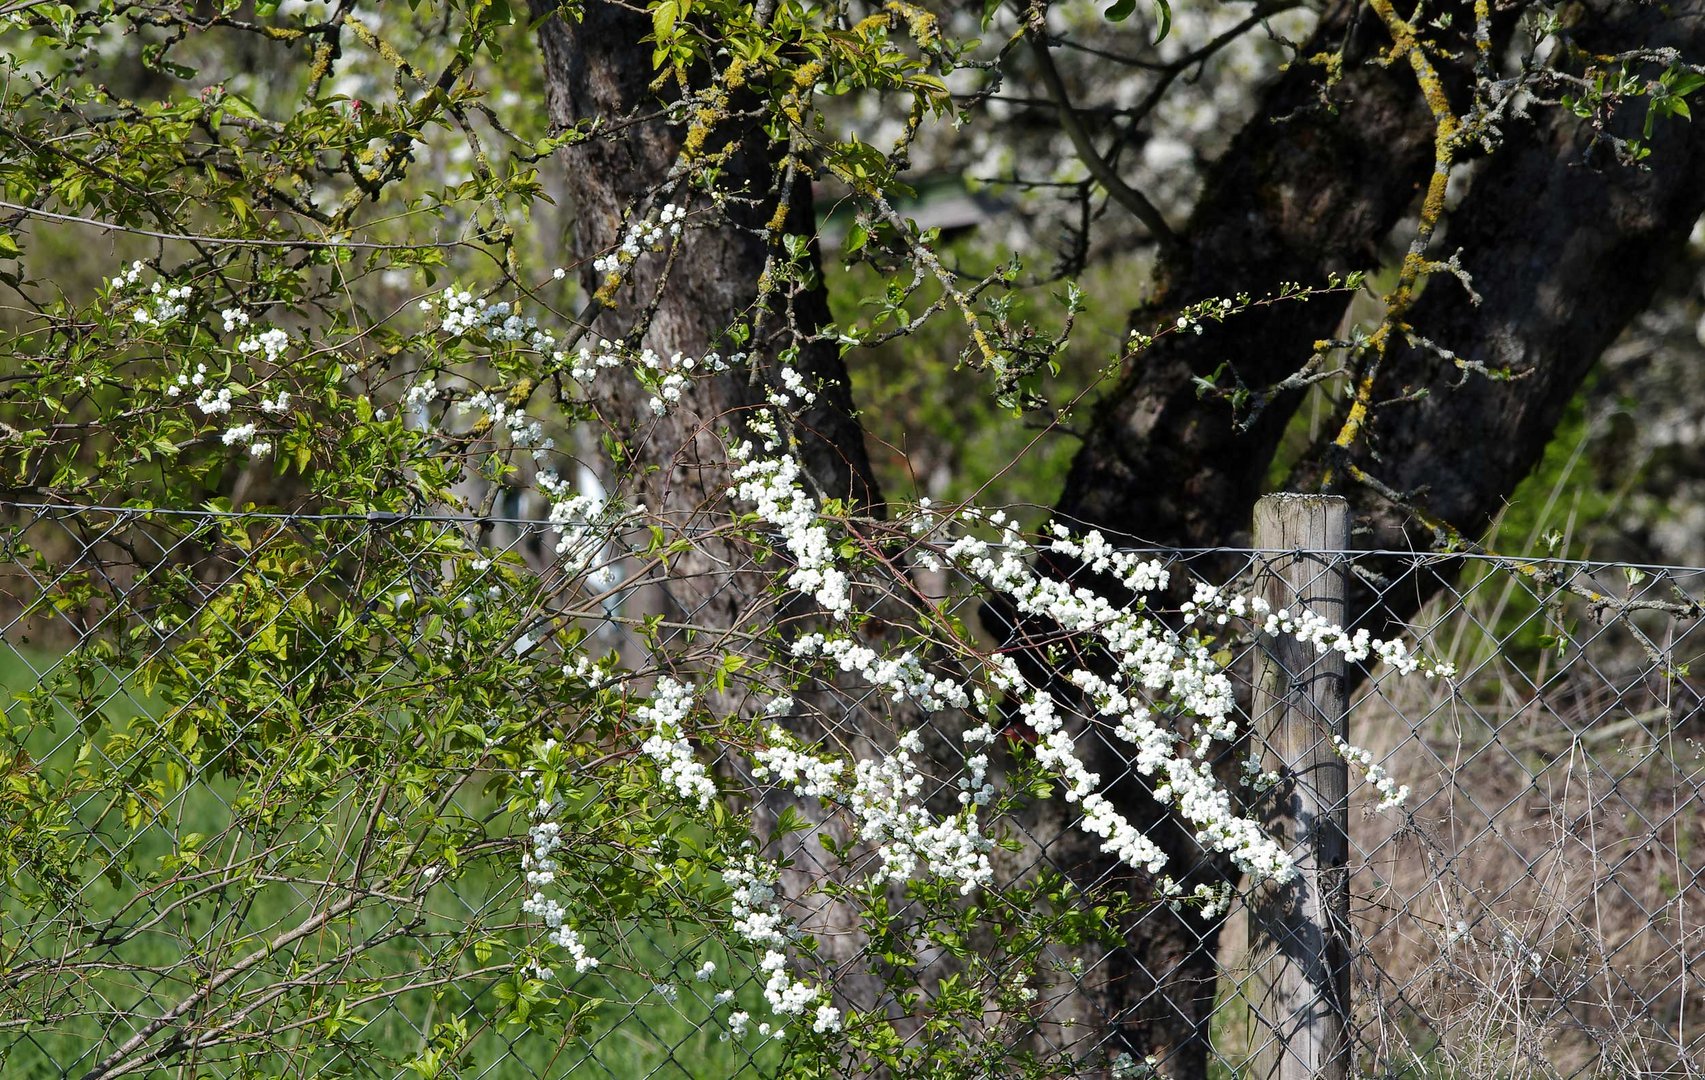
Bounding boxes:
1 502 1701 1078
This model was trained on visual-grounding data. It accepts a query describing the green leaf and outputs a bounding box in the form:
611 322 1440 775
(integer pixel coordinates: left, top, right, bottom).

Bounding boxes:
219 92 264 122
770 805 809 840
844 222 868 256
1104 0 1169 40
652 0 678 44
1668 71 1705 98
713 653 744 693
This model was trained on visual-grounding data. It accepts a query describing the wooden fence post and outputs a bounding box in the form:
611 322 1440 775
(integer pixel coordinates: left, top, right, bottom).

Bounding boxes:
1248 494 1351 1080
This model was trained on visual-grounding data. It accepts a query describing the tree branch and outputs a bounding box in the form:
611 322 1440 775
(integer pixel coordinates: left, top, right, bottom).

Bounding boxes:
1024 22 1178 250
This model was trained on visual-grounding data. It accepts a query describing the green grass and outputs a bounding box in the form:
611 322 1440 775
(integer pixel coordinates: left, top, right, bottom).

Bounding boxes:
0 644 781 1078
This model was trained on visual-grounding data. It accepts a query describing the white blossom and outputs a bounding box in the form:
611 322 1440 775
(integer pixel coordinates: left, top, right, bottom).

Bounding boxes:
638 678 714 807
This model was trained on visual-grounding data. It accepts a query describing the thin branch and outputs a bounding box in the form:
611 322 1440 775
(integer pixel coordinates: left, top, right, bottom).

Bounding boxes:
1118 3 1297 137
78 885 383 1080
0 200 467 251
1022 21 1177 249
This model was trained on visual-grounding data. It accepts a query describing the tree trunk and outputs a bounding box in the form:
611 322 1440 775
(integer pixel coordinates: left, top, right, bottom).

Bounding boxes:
534 0 1705 1072
1293 0 1705 592
1030 2 1705 1076
1010 8 1459 1074
531 1 878 522
530 0 898 1021
1055 0 1469 550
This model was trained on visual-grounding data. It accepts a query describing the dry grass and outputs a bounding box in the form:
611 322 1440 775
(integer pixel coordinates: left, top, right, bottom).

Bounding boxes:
1341 574 1705 1079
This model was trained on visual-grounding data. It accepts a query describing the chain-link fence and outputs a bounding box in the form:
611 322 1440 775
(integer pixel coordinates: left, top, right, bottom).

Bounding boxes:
1 501 1701 1078
1113 537 1705 1080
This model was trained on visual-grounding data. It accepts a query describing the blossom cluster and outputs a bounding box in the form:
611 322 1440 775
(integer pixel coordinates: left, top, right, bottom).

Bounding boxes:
237 327 290 365
724 441 1450 892
730 442 851 618
591 203 686 277
536 469 624 586
108 277 295 459
134 283 193 327
520 784 600 977
563 338 738 416
566 339 630 384
922 519 1297 878
754 720 995 892
108 260 146 292
166 363 212 403
106 265 301 464
1155 877 1237 919
634 345 699 415
725 855 790 949
1333 736 1411 811
402 379 441 413
118 269 192 327
1260 603 1450 678
637 677 715 807
775 364 817 408
458 390 553 461
426 288 558 353
749 734 846 804
196 384 234 417
717 856 840 1036
759 950 835 1028
789 634 971 714
162 361 283 457
562 654 612 688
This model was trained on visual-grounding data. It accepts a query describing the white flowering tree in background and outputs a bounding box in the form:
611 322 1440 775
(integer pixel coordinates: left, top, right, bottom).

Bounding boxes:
1 0 1704 1075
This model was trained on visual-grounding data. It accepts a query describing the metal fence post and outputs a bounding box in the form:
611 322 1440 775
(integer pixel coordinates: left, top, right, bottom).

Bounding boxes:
1248 493 1351 1080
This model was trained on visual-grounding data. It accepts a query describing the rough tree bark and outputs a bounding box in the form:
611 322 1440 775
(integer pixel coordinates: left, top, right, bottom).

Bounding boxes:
534 0 1705 1072
531 0 879 522
1293 0 1705 573
1024 2 1705 1076
529 0 904 1021
999 6 1481 1072
1053 0 1477 548
1261 0 1705 696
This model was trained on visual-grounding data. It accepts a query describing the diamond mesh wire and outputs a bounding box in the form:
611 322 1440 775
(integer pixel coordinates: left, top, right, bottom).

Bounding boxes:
2 503 1701 1078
